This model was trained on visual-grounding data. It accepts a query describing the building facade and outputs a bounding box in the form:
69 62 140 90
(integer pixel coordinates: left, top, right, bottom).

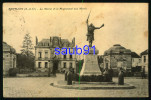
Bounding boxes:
103 44 132 76
35 36 76 72
140 49 148 74
3 42 17 76
131 52 141 68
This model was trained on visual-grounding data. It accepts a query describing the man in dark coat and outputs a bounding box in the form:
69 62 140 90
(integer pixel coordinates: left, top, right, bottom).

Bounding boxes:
141 66 146 79
108 67 113 82
104 67 109 82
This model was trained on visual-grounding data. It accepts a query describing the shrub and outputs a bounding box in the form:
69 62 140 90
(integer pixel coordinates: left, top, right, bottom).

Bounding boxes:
72 73 79 81
72 74 105 82
18 68 34 74
9 68 19 77
124 72 133 77
80 75 104 82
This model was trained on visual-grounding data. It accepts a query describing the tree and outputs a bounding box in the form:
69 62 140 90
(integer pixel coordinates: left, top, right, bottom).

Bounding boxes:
16 53 35 71
17 33 35 72
21 33 34 57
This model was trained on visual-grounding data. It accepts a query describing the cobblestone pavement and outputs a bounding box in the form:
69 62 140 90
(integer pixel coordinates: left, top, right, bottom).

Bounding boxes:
3 74 148 97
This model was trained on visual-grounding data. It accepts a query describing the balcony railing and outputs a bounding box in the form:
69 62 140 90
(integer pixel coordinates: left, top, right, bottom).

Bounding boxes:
36 57 76 61
36 57 50 60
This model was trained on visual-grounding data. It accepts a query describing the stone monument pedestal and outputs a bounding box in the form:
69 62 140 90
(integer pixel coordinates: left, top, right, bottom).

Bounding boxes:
80 47 102 76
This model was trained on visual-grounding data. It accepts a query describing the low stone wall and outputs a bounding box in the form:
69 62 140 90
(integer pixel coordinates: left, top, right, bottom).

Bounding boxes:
16 74 29 77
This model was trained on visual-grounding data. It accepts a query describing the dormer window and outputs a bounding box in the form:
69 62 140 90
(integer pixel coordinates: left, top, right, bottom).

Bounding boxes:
119 51 123 54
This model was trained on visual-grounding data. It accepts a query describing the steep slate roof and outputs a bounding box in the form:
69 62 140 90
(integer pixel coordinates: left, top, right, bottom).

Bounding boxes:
61 39 73 47
131 52 140 58
37 39 50 46
140 49 148 56
61 39 69 43
104 44 131 55
3 42 16 53
61 39 69 45
36 37 74 48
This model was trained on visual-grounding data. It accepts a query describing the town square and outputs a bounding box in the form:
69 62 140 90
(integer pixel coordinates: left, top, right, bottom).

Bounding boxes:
3 3 148 98
3 74 148 97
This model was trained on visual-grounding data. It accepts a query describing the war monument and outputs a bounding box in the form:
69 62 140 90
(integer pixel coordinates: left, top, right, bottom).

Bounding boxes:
51 12 135 90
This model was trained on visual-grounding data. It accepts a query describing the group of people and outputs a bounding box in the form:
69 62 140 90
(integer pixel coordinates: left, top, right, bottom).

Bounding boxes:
101 66 125 85
101 67 113 82
65 66 75 85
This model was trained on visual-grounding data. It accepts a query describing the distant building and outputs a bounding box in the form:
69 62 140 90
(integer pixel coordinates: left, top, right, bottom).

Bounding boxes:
35 36 76 73
3 42 17 76
131 52 141 67
140 49 148 74
103 44 132 76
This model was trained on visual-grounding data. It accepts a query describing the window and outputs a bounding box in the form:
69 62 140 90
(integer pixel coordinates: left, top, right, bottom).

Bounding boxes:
45 62 48 68
38 62 41 68
38 52 42 58
106 63 108 68
119 51 123 54
70 63 72 68
144 56 146 63
70 55 72 59
64 55 66 59
45 51 48 58
63 62 66 68
139 59 141 63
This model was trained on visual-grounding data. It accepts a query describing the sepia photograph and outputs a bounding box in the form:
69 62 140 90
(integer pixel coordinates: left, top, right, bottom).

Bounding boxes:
3 3 148 97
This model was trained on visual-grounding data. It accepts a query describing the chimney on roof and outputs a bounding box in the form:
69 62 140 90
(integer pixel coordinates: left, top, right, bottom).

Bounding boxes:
72 37 75 46
36 36 38 45
50 37 52 46
59 37 61 47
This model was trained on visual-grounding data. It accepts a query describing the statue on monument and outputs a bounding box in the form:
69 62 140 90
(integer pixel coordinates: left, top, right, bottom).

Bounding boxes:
86 12 104 47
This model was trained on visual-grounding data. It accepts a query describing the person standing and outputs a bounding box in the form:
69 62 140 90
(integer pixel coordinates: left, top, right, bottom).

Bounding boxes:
104 67 109 82
65 69 68 81
69 66 74 74
141 66 146 79
118 67 124 85
67 69 73 85
108 67 113 82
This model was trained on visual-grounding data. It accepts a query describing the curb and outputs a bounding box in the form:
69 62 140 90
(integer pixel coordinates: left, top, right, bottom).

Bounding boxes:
50 82 135 90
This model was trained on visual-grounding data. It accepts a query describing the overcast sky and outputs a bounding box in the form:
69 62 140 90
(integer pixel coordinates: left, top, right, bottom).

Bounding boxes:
3 3 148 55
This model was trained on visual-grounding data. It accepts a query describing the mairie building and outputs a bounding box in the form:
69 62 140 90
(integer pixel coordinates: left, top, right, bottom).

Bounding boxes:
35 36 76 72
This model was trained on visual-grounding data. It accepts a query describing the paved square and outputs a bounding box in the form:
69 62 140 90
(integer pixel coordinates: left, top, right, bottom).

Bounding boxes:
3 74 148 97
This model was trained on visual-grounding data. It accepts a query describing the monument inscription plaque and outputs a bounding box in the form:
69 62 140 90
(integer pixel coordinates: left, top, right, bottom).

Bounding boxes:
80 48 102 76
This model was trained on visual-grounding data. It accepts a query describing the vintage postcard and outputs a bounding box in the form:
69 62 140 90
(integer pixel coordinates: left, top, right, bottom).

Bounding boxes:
3 3 148 97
